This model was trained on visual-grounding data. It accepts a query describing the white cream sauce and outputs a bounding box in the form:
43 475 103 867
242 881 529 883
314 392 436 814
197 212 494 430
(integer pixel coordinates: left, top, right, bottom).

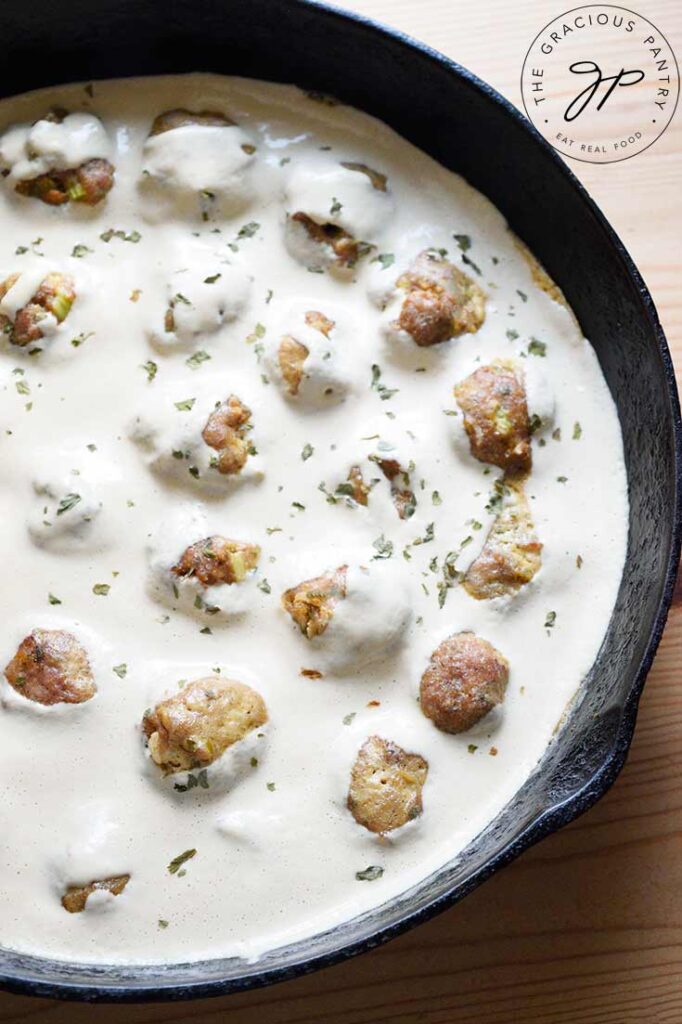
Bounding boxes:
0 74 628 966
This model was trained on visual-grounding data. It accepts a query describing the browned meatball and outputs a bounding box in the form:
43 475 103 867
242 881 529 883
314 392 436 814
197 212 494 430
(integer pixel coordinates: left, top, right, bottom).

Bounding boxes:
62 875 130 913
463 480 542 600
171 535 260 587
420 632 509 733
202 395 254 475
15 157 114 206
348 735 428 834
370 456 417 520
10 111 114 206
277 310 334 396
149 108 235 136
281 566 348 639
0 272 76 347
290 212 361 269
394 250 486 346
143 676 268 775
455 360 531 475
4 629 96 705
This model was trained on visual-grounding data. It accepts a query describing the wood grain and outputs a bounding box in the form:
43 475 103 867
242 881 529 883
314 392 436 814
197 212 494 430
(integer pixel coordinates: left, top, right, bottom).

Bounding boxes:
1 1 680 1020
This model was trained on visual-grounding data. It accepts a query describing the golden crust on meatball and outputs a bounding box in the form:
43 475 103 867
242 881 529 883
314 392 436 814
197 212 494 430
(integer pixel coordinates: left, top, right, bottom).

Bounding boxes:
202 395 254 475
143 676 268 775
4 629 96 706
0 272 76 347
420 632 509 733
62 875 130 914
455 360 531 475
281 566 348 639
171 535 260 587
348 735 428 834
395 250 486 346
463 480 542 600
277 311 335 396
278 335 308 396
149 108 235 136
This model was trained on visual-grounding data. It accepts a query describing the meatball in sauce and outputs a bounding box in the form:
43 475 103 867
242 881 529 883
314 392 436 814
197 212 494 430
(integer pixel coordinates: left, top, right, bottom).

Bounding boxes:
4 629 96 706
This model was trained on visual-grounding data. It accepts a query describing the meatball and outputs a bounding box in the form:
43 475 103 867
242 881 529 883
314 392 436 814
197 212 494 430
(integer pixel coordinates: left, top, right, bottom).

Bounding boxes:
156 259 251 349
284 160 388 273
463 480 542 599
202 395 254 476
454 360 531 475
269 305 354 405
277 310 334 397
5 108 114 206
149 108 235 136
62 875 129 914
143 676 268 775
394 250 485 346
289 213 361 269
16 157 114 206
0 272 76 347
348 735 428 834
281 566 348 639
140 108 255 221
171 535 260 587
370 455 416 519
4 629 96 705
420 632 509 733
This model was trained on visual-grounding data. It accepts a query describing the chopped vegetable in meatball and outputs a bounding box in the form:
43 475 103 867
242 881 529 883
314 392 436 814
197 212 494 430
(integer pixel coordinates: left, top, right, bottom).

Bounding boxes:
201 395 254 475
62 875 130 914
394 250 485 346
4 629 96 705
277 310 337 397
281 566 348 638
348 735 428 834
370 455 416 519
143 677 268 775
455 360 531 475
0 272 76 347
420 632 509 733
463 480 542 599
149 108 235 136
171 535 260 587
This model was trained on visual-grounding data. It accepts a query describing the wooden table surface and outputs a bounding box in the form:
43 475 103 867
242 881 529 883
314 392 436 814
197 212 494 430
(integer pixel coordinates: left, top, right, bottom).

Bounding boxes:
2 1 680 1020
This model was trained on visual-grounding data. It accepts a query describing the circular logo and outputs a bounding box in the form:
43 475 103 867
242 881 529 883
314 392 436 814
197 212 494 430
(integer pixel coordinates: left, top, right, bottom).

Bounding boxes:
521 5 679 163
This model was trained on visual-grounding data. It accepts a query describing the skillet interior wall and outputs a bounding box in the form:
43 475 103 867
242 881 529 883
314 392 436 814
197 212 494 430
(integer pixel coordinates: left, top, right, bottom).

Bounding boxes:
0 0 678 1000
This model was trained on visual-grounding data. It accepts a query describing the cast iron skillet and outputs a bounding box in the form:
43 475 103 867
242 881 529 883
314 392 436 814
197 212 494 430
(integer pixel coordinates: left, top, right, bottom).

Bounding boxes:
0 0 680 1003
